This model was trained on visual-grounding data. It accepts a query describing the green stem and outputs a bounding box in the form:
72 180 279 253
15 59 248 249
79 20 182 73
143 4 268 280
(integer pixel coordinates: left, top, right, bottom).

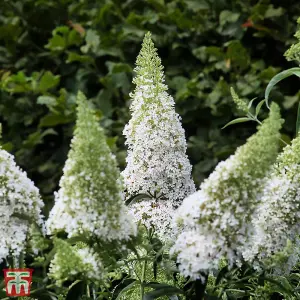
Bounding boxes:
12 255 16 268
279 137 289 146
26 283 57 297
140 260 147 300
87 284 91 298
92 286 97 299
19 252 24 268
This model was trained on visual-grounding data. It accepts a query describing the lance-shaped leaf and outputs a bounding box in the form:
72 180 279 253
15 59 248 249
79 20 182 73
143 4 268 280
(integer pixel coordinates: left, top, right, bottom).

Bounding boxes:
265 67 300 108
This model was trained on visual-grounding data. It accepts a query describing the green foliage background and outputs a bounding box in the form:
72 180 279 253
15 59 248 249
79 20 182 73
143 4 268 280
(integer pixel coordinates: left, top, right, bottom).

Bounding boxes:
1 0 300 213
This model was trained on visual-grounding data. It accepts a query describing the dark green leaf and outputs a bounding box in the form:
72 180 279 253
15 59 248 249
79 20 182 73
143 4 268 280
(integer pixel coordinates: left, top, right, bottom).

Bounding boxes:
115 280 138 300
38 71 60 93
66 280 84 300
143 284 184 300
204 294 220 300
226 40 250 70
215 265 229 285
125 193 152 205
66 52 94 64
106 136 118 149
39 114 73 127
1 142 13 152
263 276 293 294
46 34 66 52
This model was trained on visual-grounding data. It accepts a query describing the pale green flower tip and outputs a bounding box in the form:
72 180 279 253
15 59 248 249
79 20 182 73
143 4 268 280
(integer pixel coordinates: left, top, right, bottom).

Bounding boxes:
142 31 154 47
230 87 248 113
75 91 98 127
268 102 282 121
259 102 283 131
144 31 152 40
49 238 103 284
76 90 88 108
77 90 86 101
75 91 89 119
284 19 300 63
269 101 280 112
136 31 161 71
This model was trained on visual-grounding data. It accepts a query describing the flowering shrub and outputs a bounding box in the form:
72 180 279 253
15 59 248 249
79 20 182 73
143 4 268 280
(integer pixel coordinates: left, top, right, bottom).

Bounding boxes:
1 20 300 300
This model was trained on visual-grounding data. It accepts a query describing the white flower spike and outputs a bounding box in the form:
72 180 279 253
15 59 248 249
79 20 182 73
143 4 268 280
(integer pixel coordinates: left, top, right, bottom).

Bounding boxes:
172 103 283 279
249 130 300 272
122 32 195 239
0 130 44 262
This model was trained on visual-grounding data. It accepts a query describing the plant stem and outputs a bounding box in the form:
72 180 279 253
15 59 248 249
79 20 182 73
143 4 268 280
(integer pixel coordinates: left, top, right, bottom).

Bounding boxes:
140 260 147 300
92 286 97 299
87 284 91 298
19 252 24 268
30 283 56 295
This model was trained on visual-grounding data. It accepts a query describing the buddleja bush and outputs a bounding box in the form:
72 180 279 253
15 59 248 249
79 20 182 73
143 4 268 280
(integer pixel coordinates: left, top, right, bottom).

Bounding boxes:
2 21 300 300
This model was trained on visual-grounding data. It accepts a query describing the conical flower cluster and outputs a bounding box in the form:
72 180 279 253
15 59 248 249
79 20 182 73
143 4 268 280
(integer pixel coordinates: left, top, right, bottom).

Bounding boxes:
171 103 283 279
0 129 44 262
285 17 300 64
122 32 195 238
46 92 136 241
49 239 103 286
247 132 300 271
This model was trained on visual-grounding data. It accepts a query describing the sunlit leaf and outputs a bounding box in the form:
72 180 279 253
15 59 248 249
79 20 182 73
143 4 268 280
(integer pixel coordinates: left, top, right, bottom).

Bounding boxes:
222 117 251 129
265 67 300 107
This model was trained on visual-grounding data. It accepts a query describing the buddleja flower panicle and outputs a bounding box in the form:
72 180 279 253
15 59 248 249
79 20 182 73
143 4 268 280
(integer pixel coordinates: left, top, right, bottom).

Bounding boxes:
46 92 136 242
122 32 195 239
171 103 283 279
230 87 249 114
285 17 300 64
247 132 300 273
0 143 44 262
49 239 103 286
